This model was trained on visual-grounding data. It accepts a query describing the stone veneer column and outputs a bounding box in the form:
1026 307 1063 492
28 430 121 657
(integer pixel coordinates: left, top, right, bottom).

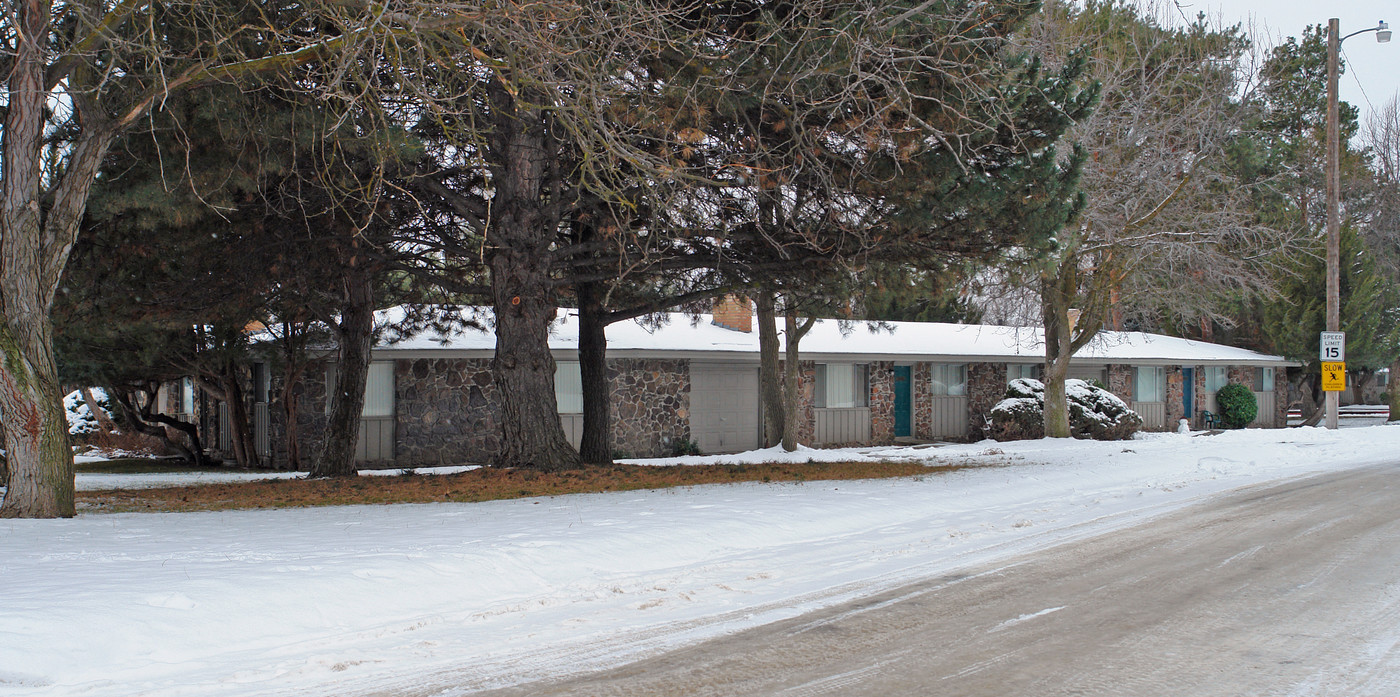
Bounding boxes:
287 362 332 468
914 363 933 439
1166 366 1184 427
868 361 896 445
1228 365 1252 389
1274 369 1289 428
607 358 690 458
797 361 816 445
1107 365 1133 403
967 362 1008 440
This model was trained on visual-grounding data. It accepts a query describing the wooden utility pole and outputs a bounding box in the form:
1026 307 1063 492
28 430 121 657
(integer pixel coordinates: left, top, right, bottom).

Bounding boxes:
1325 18 1391 430
1326 17 1340 431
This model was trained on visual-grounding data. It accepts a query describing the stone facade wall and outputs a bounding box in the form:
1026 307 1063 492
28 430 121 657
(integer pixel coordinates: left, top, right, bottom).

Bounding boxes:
1166 366 1185 427
262 353 1289 467
607 358 689 458
265 361 332 469
1228 365 1252 390
868 361 896 445
395 358 500 466
913 362 933 440
967 361 1008 440
268 356 692 467
1274 369 1289 428
1107 365 1133 404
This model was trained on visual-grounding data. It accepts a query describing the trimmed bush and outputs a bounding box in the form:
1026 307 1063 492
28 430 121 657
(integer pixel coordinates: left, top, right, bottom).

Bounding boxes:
670 438 702 457
986 378 1143 441
1215 383 1257 428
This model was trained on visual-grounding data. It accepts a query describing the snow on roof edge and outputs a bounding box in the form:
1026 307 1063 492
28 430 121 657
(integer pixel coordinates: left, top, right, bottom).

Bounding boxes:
368 306 1293 366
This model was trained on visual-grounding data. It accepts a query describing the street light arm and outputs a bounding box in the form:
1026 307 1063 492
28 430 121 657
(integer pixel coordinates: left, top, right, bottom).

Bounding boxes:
1339 21 1390 44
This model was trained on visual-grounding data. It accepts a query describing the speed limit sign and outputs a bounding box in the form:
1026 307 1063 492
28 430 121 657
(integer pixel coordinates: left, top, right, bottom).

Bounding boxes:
1320 332 1345 362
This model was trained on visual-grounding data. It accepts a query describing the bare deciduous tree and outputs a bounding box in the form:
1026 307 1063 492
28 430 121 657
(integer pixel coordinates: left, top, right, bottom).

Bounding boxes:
1363 97 1400 420
1008 0 1298 437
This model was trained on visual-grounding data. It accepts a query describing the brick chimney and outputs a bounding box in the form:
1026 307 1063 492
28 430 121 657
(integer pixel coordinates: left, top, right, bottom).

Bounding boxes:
711 294 752 333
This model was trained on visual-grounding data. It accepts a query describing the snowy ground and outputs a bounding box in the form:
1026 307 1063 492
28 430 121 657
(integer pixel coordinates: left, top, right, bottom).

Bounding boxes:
5 425 1400 696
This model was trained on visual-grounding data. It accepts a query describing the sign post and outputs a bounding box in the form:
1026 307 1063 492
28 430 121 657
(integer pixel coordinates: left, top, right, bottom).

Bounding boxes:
1321 331 1345 430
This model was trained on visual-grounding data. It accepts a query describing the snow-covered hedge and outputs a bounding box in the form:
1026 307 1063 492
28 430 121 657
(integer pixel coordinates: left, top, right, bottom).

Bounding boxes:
985 378 1142 441
64 388 113 436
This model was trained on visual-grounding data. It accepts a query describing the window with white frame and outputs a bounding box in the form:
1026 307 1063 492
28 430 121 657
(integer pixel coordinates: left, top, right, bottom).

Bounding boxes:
815 363 870 408
1254 367 1275 392
931 364 968 396
326 362 396 417
1204 366 1228 393
1134 366 1165 403
1008 363 1041 383
180 377 195 415
362 362 395 417
555 361 583 414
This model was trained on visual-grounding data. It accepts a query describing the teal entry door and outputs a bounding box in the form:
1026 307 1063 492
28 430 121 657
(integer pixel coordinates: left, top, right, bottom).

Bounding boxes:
893 365 912 437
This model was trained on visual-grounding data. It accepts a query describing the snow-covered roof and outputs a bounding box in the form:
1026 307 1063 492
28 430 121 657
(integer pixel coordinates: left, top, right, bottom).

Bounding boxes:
375 308 1291 366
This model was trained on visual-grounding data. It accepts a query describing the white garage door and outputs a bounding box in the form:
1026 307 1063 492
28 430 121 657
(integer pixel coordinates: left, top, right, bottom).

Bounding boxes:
690 364 760 454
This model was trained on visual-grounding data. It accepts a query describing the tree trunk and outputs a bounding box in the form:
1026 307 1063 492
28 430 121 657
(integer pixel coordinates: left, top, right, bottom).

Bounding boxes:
109 388 209 466
311 268 374 478
756 289 784 448
275 320 311 471
490 252 579 470
781 312 814 452
577 280 612 465
281 361 306 471
1390 359 1400 422
0 321 74 517
0 0 73 518
1297 372 1325 427
81 386 119 434
1351 369 1374 406
1041 276 1074 439
1043 352 1072 438
219 367 258 468
486 88 579 471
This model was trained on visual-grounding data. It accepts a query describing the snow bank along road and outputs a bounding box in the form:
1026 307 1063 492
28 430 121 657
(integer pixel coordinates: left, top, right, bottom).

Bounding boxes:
3 427 1400 696
480 463 1400 697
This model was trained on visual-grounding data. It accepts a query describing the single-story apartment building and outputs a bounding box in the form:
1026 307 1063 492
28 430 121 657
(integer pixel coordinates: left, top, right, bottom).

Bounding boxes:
177 302 1295 467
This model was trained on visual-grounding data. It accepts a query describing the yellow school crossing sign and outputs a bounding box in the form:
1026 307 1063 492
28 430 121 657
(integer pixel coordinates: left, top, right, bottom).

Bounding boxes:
1321 362 1346 392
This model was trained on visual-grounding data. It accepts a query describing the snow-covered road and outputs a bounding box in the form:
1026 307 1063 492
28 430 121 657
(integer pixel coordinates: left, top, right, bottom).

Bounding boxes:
476 464 1400 696
3 426 1399 696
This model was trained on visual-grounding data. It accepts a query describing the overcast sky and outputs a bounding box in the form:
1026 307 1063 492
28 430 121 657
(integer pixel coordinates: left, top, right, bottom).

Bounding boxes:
1188 0 1397 130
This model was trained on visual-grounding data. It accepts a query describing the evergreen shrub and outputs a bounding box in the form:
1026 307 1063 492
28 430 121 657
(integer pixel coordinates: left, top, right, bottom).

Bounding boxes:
1215 383 1257 428
985 378 1142 441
